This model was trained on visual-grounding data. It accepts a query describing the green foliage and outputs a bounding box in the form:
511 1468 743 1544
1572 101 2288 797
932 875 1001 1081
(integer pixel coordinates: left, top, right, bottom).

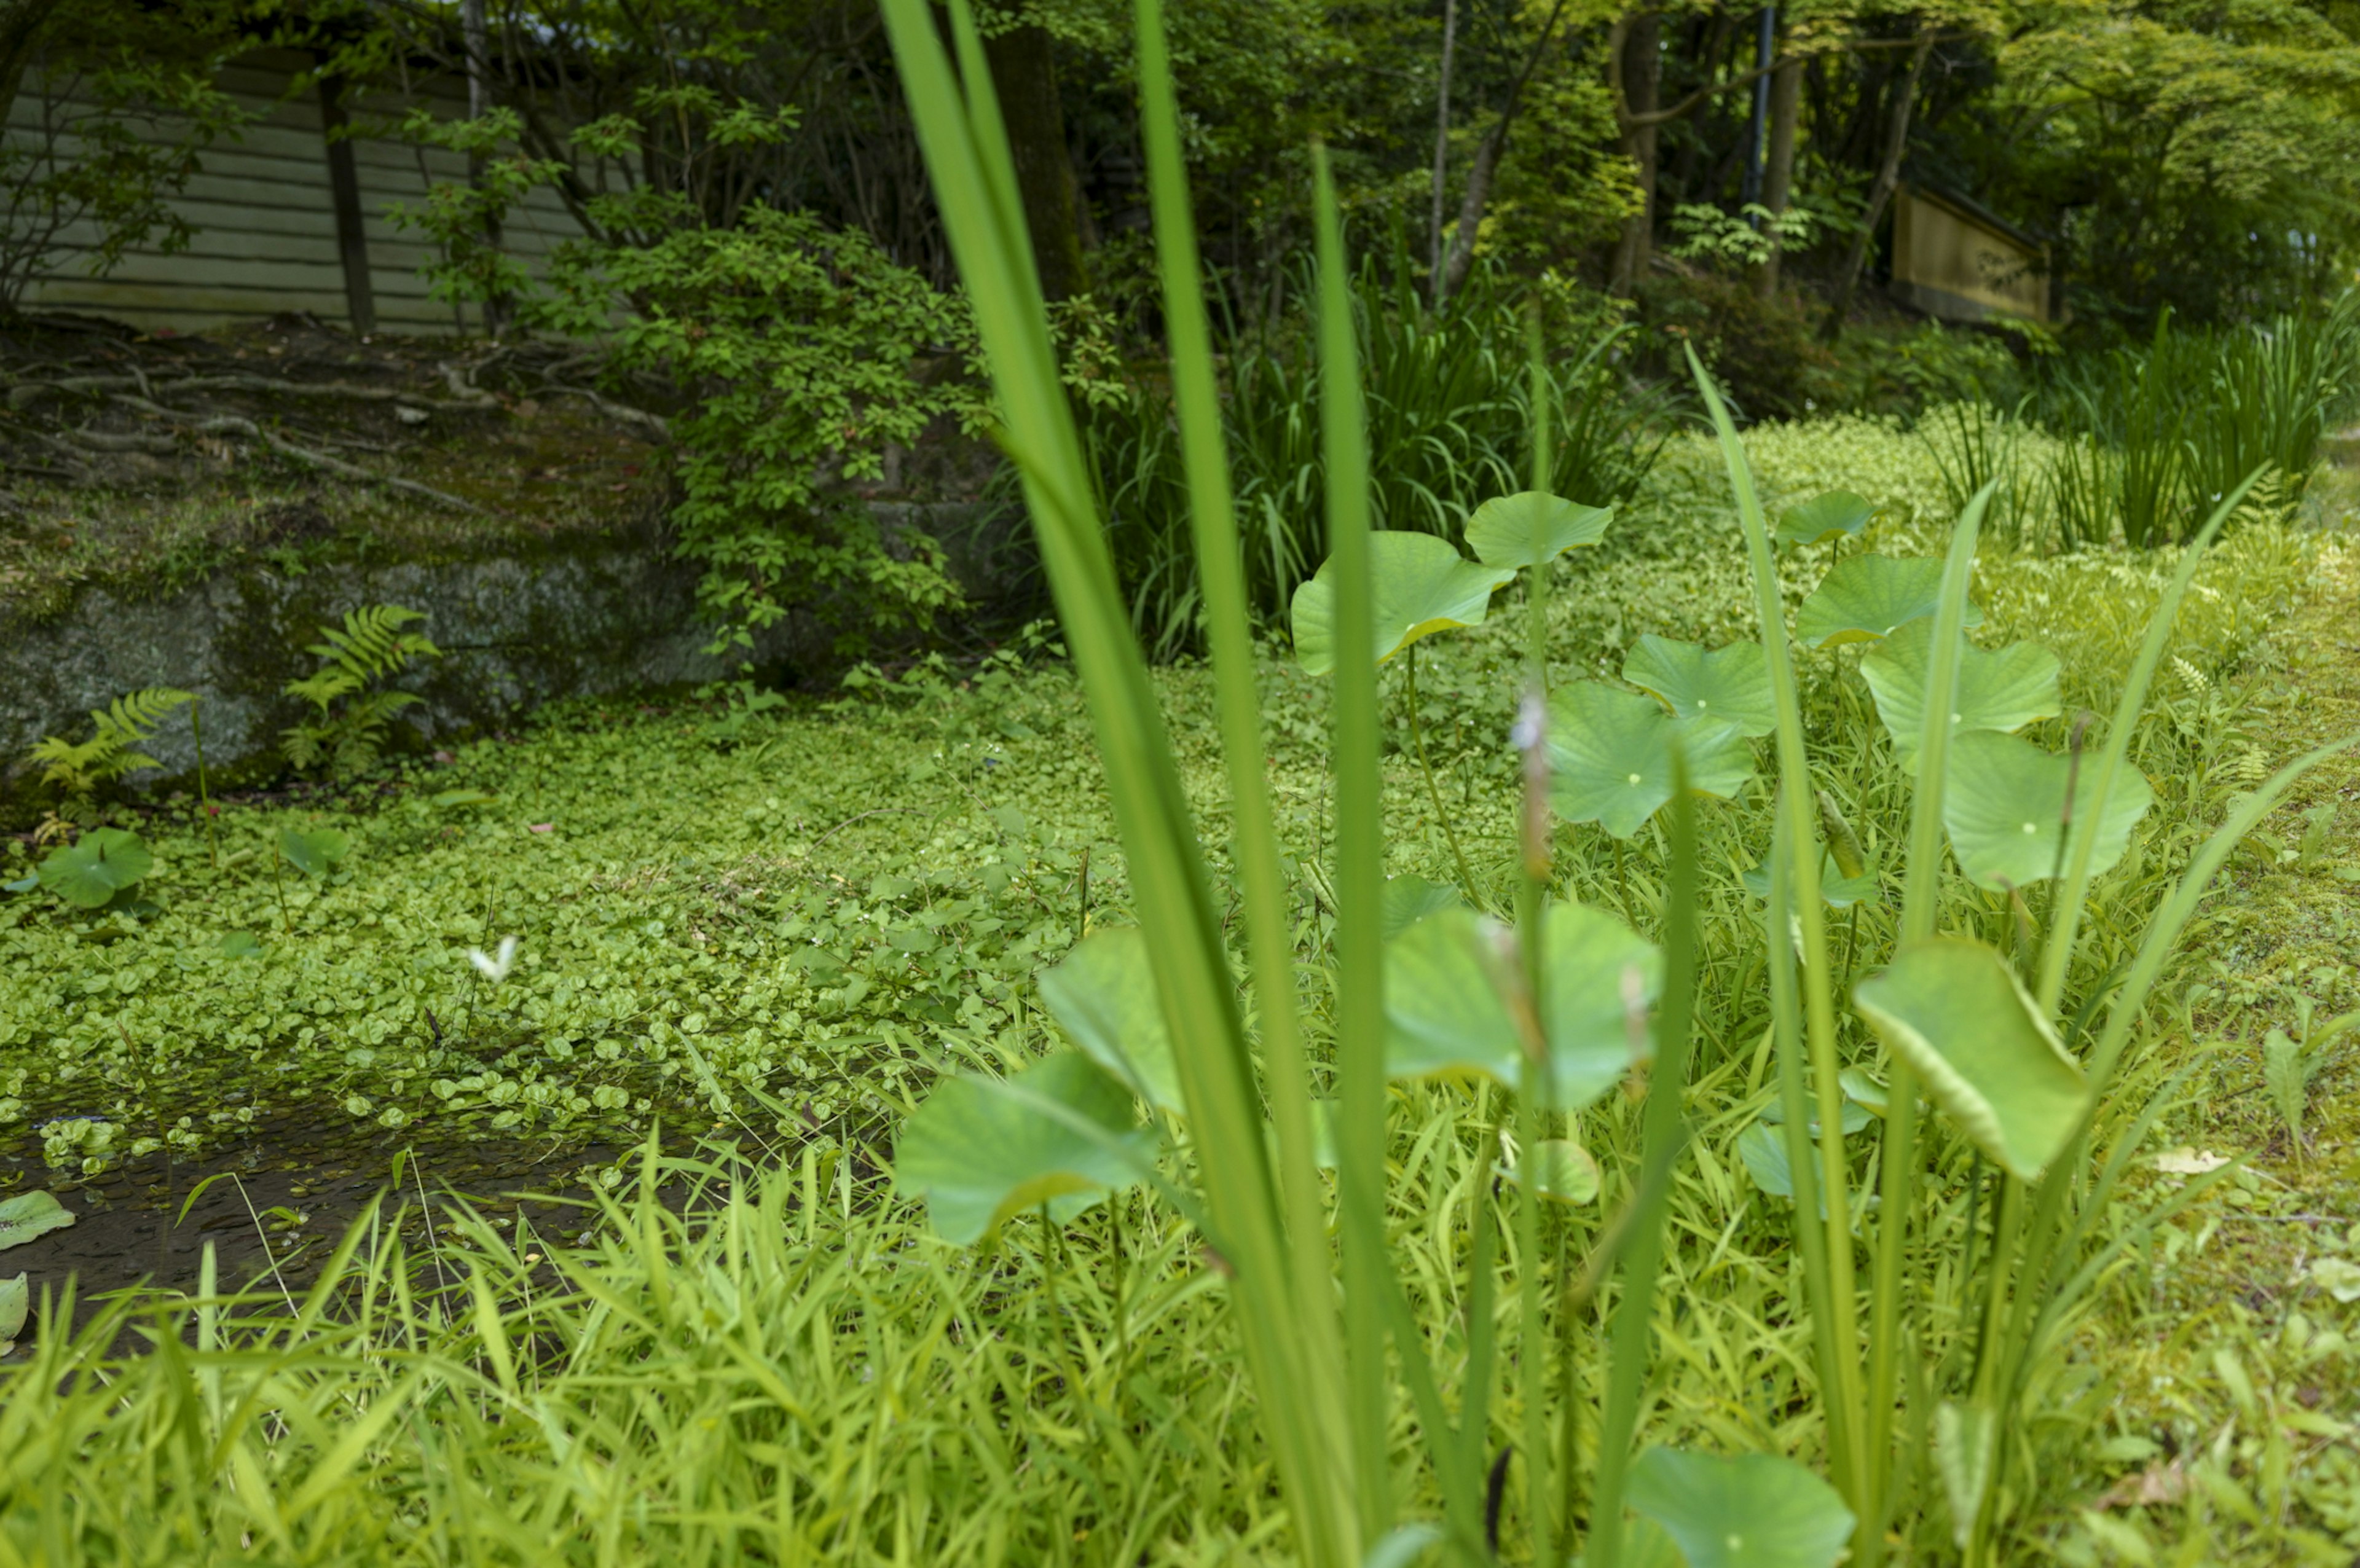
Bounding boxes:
892 1050 1149 1242
382 106 568 310
33 826 151 910
276 826 353 880
27 687 191 818
281 605 441 779
1288 530 1512 675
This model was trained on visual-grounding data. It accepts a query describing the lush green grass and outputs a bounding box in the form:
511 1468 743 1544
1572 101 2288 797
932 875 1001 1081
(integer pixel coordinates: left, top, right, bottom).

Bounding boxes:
2 418 2354 1564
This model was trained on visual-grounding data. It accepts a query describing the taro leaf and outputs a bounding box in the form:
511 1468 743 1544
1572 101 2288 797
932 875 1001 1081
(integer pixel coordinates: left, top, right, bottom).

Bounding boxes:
1547 683 1755 840
894 1052 1154 1244
1622 636 1776 737
0 1273 23 1350
1036 925 1181 1113
1935 1400 1999 1549
1381 874 1461 941
37 828 151 910
1385 902 1660 1111
1463 490 1615 570
278 826 353 879
1760 1097 1874 1137
1941 730 2154 890
0 1190 74 1251
1290 531 1514 675
1795 554 1984 648
1853 937 2086 1180
1626 1446 1857 1568
1736 1121 1798 1198
1839 1067 1889 1118
1496 1137 1601 1204
1740 852 1881 909
1858 618 2061 764
1776 490 1878 549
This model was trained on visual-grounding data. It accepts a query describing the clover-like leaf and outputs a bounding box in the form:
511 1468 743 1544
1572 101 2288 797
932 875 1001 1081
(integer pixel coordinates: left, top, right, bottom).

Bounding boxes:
1290 531 1514 675
1740 852 1881 909
1381 874 1461 941
894 1053 1154 1244
1859 618 2061 764
0 1191 75 1252
1464 490 1614 570
1548 683 1755 840
1795 554 1983 648
1941 730 2154 890
1776 490 1878 549
1037 925 1181 1114
1385 901 1660 1111
1853 937 2086 1180
1497 1137 1601 1204
278 826 353 879
37 828 151 910
1622 636 1776 737
1626 1446 1857 1568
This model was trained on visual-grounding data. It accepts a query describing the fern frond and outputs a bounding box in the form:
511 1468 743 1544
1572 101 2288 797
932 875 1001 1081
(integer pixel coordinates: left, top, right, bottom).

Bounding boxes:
307 605 439 684
92 688 193 745
279 605 439 779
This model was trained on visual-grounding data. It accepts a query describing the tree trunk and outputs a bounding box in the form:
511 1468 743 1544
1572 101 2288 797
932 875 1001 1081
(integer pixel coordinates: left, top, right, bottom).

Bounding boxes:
317 74 377 335
1755 53 1800 299
1608 13 1662 296
1821 28 1930 339
1434 0 1574 306
983 23 1087 301
1427 0 1458 303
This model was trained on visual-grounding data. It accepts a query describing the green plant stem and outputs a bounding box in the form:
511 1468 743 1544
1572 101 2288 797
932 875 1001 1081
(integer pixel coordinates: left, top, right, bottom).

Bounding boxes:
269 843 293 936
191 696 216 870
1516 308 1556 1564
1406 643 1479 897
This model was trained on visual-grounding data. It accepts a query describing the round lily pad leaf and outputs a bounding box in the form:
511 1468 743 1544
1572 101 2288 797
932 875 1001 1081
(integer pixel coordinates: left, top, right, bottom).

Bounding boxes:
1384 901 1661 1111
1496 1137 1600 1204
1627 1446 1857 1568
1547 683 1755 840
1854 936 2085 1180
1290 531 1515 675
37 828 151 910
1463 490 1615 569
1776 490 1878 549
1740 852 1881 909
278 826 353 879
1941 729 2154 890
1380 874 1461 941
1622 636 1776 737
1795 555 1984 648
1858 619 2061 764
894 1052 1154 1244
0 1190 76 1251
1036 925 1181 1113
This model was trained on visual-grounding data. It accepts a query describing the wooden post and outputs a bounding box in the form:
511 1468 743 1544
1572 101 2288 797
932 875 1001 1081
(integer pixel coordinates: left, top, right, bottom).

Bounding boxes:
317 73 376 335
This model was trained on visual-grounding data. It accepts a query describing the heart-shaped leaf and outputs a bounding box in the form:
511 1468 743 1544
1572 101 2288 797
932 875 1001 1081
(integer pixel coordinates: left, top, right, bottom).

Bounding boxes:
1776 490 1877 549
1795 554 1984 648
1036 926 1181 1113
1497 1137 1601 1204
1941 730 2154 890
1381 874 1461 941
1740 853 1881 909
1853 937 2086 1180
1290 531 1515 675
894 1053 1154 1244
0 1190 75 1251
1464 490 1615 569
37 828 151 910
1548 683 1755 840
1385 902 1659 1111
1626 1446 1857 1568
1859 619 2061 764
278 826 353 879
1622 637 1776 737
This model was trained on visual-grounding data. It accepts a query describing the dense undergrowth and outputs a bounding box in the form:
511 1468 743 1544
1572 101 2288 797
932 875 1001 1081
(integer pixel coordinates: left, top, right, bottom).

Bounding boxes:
3 406 2356 1562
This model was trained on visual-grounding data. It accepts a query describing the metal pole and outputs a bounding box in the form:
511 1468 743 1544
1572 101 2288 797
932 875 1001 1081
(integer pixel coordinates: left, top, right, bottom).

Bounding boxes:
1741 5 1776 219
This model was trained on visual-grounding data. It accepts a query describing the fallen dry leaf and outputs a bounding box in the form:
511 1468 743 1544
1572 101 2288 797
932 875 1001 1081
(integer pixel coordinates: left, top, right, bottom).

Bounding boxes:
2155 1147 2231 1175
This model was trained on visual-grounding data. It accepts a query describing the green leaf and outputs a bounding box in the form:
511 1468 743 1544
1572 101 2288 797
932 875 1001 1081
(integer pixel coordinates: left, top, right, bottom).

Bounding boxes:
1626 1446 1857 1568
1858 619 2061 764
1759 1097 1874 1137
1853 937 2087 1180
1775 490 1877 548
278 826 353 879
0 1191 74 1251
1736 1121 1798 1198
1740 852 1880 909
37 829 151 910
1463 490 1614 569
1380 874 1461 941
1839 1067 1889 1117
1497 1137 1601 1204
1622 636 1776 737
1941 730 2154 890
1036 926 1181 1113
1548 683 1754 839
0 1273 22 1349
1384 902 1660 1110
1289 531 1514 675
1794 554 1984 648
1935 1401 1999 1549
894 1053 1154 1244
431 789 498 809
214 932 265 960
